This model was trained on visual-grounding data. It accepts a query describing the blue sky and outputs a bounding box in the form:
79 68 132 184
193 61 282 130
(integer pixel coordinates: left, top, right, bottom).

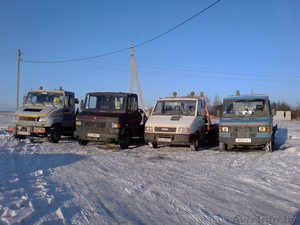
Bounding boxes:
1 0 299 111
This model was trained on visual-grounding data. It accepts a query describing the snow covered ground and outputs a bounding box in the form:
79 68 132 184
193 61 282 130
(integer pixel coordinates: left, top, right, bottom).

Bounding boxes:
0 111 300 225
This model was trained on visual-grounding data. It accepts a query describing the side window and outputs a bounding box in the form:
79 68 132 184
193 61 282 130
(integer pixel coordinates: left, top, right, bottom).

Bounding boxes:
69 95 74 107
86 96 97 109
197 100 203 116
128 96 137 112
64 94 74 107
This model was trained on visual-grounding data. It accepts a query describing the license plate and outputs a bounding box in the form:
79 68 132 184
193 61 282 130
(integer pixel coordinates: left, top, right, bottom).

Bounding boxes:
87 133 100 138
235 138 251 143
18 131 30 135
158 138 172 142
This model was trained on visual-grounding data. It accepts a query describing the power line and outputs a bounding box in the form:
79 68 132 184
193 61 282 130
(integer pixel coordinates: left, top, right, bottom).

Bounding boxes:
18 48 300 78
21 47 131 63
20 0 221 64
134 0 221 48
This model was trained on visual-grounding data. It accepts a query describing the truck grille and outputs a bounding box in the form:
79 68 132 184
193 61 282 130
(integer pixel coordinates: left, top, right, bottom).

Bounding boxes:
235 127 252 132
19 116 36 121
155 127 176 133
85 121 105 128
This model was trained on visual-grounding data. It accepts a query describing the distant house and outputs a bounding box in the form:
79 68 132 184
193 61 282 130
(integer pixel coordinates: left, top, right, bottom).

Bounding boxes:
273 111 291 121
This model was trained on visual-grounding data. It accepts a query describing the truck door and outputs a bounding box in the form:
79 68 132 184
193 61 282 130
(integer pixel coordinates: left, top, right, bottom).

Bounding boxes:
63 93 76 128
197 100 206 141
127 95 142 136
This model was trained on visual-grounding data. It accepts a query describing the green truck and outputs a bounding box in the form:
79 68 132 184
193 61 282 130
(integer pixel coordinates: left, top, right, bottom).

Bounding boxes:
9 86 79 143
218 91 277 152
74 92 147 149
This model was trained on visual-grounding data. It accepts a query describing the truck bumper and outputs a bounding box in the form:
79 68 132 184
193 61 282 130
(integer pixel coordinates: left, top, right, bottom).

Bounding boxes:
144 133 196 146
12 125 46 136
219 135 271 146
74 131 119 142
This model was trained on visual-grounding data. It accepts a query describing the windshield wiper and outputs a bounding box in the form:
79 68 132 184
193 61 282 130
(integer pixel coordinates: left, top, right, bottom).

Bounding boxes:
36 101 45 106
26 101 36 106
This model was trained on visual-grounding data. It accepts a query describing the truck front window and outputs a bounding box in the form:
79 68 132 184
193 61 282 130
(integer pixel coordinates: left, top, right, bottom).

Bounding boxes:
223 99 268 117
25 92 64 106
153 100 196 116
85 95 126 112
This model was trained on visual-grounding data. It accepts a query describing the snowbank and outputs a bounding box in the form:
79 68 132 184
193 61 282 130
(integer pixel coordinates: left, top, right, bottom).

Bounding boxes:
0 112 300 224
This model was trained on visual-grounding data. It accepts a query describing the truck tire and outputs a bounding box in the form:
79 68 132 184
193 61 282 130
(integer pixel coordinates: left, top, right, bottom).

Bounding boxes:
265 138 273 153
219 142 228 152
190 134 199 151
12 127 26 139
78 139 88 146
48 127 61 143
120 130 130 149
148 142 158 149
14 132 26 140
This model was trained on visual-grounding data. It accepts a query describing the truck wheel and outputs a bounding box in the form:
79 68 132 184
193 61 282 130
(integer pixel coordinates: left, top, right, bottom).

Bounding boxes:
48 127 61 143
265 139 273 153
120 130 130 149
148 142 158 149
12 128 26 139
190 137 199 151
219 142 228 152
78 139 88 146
190 132 200 151
14 132 26 140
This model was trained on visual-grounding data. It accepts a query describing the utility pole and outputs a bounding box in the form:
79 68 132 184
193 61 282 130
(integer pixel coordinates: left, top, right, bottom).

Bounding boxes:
17 49 21 110
130 45 144 110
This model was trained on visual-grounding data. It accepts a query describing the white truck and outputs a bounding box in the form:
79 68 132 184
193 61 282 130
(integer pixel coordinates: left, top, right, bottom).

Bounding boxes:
8 86 78 143
144 92 219 150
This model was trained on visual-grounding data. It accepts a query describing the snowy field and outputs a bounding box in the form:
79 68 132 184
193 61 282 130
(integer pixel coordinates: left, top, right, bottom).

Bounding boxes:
0 111 300 225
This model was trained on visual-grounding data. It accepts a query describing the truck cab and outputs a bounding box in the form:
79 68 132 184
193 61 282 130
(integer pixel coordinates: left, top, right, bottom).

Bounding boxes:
8 86 78 143
74 92 147 149
144 92 218 151
219 91 277 152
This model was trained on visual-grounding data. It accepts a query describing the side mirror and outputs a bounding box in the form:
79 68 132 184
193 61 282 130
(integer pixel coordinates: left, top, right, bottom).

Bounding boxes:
75 98 79 104
23 94 27 105
80 99 85 111
272 109 276 116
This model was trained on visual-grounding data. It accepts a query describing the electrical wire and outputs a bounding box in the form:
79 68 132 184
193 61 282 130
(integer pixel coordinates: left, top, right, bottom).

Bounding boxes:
19 50 300 79
20 0 221 64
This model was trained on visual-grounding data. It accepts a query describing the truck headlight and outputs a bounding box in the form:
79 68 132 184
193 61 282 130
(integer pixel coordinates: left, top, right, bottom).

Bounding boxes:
145 126 153 132
76 121 81 126
111 123 121 128
178 127 190 134
259 126 266 132
222 127 229 132
38 117 46 122
259 126 270 132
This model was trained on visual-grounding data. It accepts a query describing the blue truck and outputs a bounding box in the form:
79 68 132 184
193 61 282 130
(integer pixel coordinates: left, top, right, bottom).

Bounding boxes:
218 91 277 152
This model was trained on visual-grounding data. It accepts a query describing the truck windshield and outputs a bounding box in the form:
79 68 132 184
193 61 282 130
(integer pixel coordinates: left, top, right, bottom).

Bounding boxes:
85 95 126 112
153 100 196 116
25 92 63 106
222 98 269 118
